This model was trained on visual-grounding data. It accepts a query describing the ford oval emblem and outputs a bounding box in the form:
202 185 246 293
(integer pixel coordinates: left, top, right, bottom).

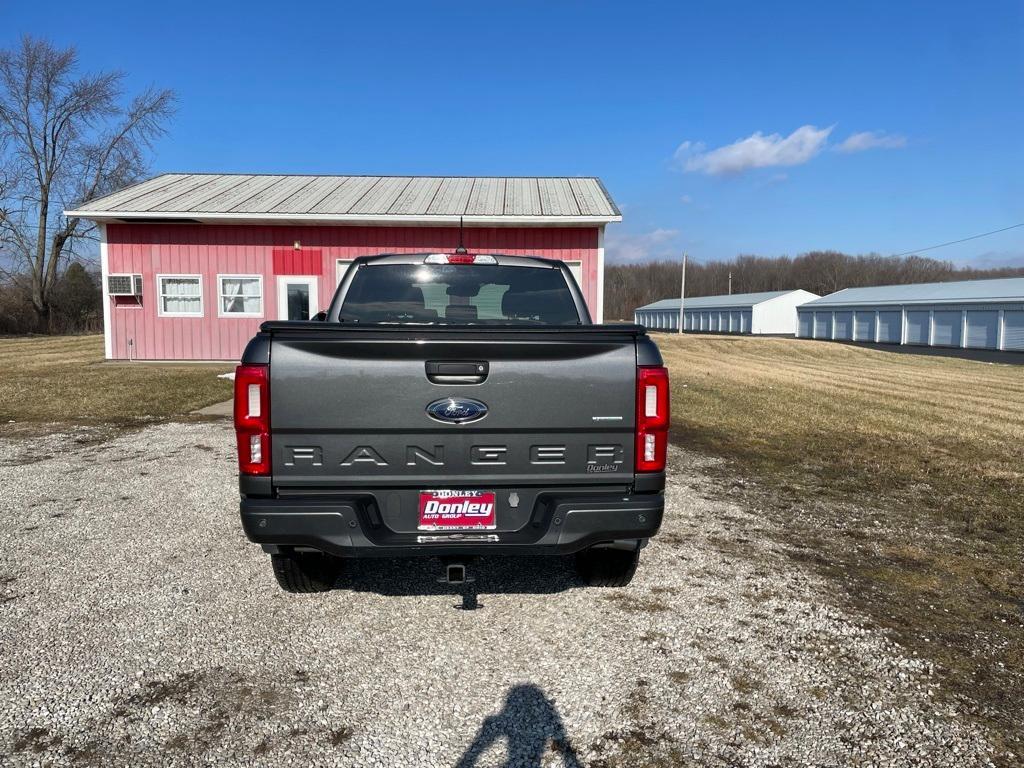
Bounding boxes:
426 397 488 424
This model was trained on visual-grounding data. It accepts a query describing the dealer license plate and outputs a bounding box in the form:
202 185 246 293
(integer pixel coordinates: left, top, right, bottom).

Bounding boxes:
418 490 496 530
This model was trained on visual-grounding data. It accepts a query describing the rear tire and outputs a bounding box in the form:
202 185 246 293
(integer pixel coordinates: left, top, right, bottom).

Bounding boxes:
575 545 640 587
270 552 340 593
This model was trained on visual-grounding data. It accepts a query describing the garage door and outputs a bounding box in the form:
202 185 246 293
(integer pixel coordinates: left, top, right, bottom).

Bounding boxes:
833 311 853 340
798 312 812 338
699 312 708 331
965 311 998 349
813 312 833 339
854 311 875 341
932 310 962 347
905 311 930 345
741 310 752 334
1004 311 1024 351
711 313 720 332
730 311 741 333
877 311 901 343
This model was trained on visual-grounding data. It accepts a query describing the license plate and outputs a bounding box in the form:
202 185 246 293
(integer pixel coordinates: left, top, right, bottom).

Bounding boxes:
418 490 496 530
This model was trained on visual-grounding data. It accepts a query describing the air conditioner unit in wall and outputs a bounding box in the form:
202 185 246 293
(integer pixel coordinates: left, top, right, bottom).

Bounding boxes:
108 274 143 296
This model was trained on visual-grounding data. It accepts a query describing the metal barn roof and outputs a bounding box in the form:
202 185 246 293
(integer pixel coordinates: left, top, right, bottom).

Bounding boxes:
638 289 817 311
65 173 622 226
804 277 1024 307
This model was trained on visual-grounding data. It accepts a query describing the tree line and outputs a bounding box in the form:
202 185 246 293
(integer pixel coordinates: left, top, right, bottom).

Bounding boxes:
604 251 1024 321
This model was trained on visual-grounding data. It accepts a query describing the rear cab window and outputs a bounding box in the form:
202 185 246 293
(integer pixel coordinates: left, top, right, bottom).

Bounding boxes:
338 263 582 325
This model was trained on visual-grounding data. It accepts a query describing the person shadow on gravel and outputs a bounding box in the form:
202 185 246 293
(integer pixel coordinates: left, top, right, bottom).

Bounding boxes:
455 684 581 768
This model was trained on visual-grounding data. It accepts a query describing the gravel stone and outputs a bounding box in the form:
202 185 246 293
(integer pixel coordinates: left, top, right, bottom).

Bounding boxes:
0 422 1000 767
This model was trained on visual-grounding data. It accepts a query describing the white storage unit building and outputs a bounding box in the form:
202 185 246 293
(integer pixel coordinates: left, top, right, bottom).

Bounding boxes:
634 289 820 335
797 277 1024 351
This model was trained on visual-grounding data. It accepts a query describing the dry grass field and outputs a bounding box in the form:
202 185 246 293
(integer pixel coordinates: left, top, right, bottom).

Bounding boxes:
0 335 232 427
661 333 1023 754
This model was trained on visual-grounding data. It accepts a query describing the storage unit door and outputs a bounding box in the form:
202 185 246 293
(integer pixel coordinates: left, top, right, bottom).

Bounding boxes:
729 311 740 333
1003 311 1024 351
798 312 812 338
741 310 752 334
813 312 833 339
877 311 901 343
834 311 853 340
905 311 930 345
710 313 719 332
931 310 962 347
854 311 875 341
965 310 998 349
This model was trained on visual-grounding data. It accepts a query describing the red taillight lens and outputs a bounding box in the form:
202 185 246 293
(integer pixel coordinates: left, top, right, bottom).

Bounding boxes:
234 364 270 476
636 365 669 472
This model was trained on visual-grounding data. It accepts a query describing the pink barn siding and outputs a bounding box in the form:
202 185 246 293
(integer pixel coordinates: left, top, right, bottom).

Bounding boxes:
105 223 600 360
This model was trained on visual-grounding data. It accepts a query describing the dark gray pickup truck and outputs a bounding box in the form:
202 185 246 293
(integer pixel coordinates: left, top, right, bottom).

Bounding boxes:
234 253 668 592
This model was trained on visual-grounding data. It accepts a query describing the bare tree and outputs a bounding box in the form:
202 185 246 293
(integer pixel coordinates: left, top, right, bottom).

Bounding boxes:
0 36 175 331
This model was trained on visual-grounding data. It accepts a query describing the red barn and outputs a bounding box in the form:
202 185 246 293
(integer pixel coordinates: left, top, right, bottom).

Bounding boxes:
66 174 621 361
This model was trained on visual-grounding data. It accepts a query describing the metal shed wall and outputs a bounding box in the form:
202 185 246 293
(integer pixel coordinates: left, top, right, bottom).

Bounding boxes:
105 223 600 360
798 303 1024 351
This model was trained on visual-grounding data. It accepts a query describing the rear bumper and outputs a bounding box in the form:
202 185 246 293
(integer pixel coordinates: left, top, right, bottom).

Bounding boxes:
240 492 664 558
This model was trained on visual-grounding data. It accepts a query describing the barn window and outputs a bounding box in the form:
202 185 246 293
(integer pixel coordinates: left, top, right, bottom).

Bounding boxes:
157 275 203 317
218 275 263 317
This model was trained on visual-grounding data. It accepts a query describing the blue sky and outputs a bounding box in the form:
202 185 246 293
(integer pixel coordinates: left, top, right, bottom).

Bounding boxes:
4 1 1023 266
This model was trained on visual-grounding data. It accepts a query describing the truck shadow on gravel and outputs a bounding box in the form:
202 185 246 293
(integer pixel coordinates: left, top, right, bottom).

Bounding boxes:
333 555 584 600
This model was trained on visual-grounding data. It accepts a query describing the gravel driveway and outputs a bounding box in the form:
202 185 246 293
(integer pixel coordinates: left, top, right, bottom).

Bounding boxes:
0 422 999 767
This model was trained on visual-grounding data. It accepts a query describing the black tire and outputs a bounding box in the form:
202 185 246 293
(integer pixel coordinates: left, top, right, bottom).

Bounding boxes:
270 552 340 593
575 545 640 587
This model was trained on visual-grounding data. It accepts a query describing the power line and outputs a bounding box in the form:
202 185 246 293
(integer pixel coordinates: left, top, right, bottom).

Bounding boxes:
892 222 1024 257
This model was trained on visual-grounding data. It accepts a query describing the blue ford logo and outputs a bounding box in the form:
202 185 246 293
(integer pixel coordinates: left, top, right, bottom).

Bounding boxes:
426 397 488 424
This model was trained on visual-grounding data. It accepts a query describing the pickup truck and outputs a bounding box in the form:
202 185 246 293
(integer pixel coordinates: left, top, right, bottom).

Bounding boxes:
234 252 668 593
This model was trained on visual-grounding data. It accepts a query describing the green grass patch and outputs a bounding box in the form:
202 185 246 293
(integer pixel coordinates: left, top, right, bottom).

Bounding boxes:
0 335 233 427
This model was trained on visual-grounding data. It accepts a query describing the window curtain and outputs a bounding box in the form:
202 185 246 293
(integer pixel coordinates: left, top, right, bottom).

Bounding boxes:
221 278 261 314
161 278 201 313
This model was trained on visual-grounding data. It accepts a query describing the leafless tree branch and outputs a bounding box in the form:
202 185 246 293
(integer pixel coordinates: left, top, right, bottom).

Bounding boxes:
0 34 176 331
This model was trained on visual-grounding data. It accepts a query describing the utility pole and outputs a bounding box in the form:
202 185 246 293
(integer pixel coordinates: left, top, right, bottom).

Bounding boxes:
678 252 687 333
728 271 732 295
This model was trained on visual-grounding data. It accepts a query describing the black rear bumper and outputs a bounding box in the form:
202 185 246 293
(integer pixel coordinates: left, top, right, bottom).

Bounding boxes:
240 492 664 558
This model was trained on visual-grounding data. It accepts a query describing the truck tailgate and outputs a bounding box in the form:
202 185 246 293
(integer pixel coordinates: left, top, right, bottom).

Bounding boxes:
266 326 638 489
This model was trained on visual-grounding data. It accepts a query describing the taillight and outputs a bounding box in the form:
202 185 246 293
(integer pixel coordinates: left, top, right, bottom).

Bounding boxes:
636 365 669 473
234 364 270 476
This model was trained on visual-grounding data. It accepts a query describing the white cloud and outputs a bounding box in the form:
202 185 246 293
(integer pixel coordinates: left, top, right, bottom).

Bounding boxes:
836 131 907 153
676 125 833 176
680 194 693 204
605 228 680 264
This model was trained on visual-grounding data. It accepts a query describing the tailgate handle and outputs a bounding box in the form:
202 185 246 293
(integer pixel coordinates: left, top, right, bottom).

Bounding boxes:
425 360 488 385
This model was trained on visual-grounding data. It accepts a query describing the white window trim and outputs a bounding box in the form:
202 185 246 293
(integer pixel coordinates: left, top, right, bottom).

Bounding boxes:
216 274 264 318
156 274 204 318
336 259 355 290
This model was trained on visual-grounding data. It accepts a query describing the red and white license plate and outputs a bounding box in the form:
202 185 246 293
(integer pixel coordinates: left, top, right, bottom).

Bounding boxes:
418 490 496 530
